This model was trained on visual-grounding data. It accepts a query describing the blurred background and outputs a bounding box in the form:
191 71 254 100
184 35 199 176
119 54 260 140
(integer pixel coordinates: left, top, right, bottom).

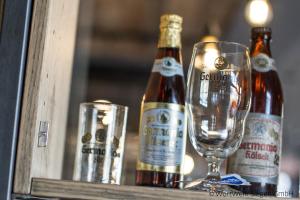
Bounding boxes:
62 0 299 197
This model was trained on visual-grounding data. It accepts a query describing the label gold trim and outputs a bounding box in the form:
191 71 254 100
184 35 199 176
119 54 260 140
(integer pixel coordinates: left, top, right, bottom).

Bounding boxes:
136 160 181 174
143 102 184 112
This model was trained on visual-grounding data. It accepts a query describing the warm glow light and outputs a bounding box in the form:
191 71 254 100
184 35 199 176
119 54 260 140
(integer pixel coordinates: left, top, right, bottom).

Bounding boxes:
195 35 219 70
201 35 218 43
183 154 195 175
245 0 273 26
203 48 219 70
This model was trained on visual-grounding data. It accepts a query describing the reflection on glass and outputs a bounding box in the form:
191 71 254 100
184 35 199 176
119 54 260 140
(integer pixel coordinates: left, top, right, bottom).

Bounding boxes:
73 101 128 185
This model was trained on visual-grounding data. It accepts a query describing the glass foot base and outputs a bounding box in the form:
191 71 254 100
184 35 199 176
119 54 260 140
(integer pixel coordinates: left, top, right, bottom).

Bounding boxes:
184 179 241 194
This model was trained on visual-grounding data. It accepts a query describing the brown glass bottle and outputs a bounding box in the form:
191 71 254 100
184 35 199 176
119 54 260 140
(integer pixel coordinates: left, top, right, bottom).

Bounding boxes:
227 27 284 196
135 14 186 188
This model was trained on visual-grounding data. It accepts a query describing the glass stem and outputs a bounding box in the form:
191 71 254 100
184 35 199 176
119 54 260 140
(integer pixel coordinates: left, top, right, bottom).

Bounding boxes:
205 156 223 182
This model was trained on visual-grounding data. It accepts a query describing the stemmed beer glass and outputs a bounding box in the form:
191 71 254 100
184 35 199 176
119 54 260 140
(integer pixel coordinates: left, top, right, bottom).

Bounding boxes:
185 42 251 192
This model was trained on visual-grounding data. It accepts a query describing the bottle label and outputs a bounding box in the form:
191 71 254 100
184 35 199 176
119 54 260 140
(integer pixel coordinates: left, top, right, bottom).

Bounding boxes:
152 57 184 77
252 53 276 72
228 113 282 184
137 102 186 174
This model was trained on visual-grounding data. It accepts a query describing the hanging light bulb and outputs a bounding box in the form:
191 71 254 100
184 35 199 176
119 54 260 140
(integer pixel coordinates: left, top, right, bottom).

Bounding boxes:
245 0 273 27
203 42 219 70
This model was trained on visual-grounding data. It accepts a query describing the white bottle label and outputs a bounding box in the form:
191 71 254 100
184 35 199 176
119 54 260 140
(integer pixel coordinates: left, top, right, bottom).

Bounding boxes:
228 113 282 184
137 102 186 174
252 53 276 72
152 57 184 77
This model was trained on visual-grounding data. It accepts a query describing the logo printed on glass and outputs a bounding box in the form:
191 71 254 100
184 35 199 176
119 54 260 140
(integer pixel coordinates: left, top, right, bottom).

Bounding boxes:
200 56 231 82
214 56 228 70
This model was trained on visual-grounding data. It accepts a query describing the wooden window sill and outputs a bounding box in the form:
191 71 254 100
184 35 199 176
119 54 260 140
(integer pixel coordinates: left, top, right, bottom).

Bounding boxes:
30 178 297 200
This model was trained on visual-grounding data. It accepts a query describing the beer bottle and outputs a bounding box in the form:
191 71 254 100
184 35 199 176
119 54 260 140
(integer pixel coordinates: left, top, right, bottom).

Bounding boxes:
227 27 284 196
135 14 186 188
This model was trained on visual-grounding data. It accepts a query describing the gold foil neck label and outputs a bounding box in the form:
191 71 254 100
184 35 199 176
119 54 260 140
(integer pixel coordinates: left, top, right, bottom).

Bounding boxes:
160 14 182 29
158 14 182 48
158 29 181 48
160 20 182 31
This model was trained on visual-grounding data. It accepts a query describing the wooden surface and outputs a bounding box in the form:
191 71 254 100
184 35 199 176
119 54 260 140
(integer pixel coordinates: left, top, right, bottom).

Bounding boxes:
13 0 79 194
31 178 297 200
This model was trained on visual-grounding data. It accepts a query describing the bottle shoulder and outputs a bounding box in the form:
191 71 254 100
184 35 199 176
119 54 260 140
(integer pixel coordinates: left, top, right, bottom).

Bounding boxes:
252 70 283 95
250 69 283 115
144 73 185 105
144 48 185 105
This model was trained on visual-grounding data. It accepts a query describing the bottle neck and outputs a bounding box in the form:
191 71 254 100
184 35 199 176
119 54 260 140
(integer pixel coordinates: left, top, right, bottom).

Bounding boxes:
250 36 272 57
156 28 182 63
156 47 182 64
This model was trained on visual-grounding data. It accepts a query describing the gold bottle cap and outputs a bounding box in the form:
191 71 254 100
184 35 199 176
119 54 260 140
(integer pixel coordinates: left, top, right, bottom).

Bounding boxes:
158 14 183 48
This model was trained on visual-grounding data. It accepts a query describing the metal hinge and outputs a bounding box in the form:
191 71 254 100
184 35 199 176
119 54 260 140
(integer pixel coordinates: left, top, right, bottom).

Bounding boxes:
38 121 49 147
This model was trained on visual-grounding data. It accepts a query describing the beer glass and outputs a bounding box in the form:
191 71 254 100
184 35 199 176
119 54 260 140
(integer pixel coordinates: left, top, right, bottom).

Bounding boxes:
185 42 251 192
73 100 128 184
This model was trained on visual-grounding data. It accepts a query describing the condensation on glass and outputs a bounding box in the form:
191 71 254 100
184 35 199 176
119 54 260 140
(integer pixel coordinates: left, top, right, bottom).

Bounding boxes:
73 100 128 184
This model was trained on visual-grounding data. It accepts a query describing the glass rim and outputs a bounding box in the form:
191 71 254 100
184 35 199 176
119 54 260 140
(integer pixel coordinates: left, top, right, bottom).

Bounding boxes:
80 102 129 111
193 41 249 52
